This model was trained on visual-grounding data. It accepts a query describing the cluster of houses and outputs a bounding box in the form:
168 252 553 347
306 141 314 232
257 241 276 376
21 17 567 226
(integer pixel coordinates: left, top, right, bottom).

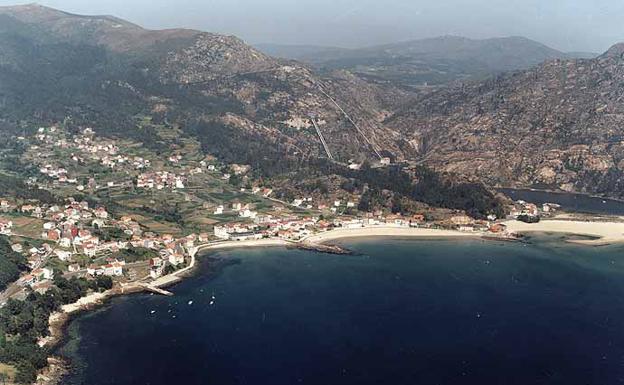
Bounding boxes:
249 187 274 198
99 154 151 171
214 216 320 241
67 129 151 172
21 267 55 293
289 196 359 212
38 164 77 184
6 196 196 284
212 211 514 243
213 214 425 242
148 251 186 279
137 171 186 190
87 259 125 277
510 200 560 221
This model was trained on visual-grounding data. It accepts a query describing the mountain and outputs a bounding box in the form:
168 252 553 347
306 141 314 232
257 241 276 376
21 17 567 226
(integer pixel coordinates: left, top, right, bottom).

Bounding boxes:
386 42 624 198
257 36 591 88
0 4 507 218
0 4 406 162
255 44 347 62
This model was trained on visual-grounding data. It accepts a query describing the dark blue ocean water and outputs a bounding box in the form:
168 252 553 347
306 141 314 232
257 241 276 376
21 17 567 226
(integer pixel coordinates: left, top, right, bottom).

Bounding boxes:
60 237 624 385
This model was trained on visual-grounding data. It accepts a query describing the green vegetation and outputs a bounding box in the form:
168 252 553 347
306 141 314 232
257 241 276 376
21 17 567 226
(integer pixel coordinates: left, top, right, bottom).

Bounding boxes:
0 236 27 291
93 227 131 242
0 174 57 205
322 161 505 219
117 247 159 263
0 276 112 384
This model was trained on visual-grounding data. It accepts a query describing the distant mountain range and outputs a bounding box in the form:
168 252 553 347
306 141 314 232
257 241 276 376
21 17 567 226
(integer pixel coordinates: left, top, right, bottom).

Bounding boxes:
257 37 598 87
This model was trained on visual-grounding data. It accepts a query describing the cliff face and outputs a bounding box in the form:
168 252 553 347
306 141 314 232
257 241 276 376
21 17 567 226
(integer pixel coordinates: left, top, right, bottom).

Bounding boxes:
388 45 624 197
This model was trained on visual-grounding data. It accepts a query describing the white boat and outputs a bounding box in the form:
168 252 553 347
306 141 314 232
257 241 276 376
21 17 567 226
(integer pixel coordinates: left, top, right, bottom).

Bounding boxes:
188 300 193 305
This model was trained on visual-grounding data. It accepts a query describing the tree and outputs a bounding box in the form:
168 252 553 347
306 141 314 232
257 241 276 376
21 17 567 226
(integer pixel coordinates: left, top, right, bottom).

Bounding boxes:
95 276 113 291
15 361 36 384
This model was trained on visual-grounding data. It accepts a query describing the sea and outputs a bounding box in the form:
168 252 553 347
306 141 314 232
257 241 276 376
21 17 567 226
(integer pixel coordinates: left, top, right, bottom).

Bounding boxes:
59 236 624 385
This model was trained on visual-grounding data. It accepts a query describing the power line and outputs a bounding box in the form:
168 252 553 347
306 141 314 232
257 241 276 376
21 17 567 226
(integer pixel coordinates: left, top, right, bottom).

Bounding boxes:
316 83 383 160
310 117 333 160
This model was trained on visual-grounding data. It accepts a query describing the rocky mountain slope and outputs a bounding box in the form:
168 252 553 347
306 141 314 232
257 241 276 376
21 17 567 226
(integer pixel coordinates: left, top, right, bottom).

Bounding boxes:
7 4 624 207
388 43 624 198
258 36 592 88
0 5 507 218
0 4 409 165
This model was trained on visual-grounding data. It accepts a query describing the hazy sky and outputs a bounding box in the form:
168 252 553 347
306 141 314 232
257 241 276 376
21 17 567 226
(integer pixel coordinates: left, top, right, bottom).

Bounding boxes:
1 0 622 52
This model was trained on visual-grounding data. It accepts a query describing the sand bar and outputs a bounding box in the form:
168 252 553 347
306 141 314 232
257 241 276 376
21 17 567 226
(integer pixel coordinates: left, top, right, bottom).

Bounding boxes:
302 226 479 244
504 220 624 245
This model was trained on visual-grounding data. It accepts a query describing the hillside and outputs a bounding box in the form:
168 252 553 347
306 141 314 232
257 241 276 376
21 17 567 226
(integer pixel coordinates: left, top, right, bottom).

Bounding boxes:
387 43 624 198
0 4 504 218
0 4 406 163
258 36 592 88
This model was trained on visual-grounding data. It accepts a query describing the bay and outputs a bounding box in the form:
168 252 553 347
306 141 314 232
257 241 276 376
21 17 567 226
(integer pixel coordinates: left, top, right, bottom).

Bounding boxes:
60 237 624 385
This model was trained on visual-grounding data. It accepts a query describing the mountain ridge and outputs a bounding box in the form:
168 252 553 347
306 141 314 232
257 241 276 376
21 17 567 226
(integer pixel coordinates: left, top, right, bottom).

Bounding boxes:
386 41 624 197
257 36 597 88
2 4 624 201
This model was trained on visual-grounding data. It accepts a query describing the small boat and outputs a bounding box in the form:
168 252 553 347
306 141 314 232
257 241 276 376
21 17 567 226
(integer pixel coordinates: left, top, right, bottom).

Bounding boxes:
188 300 193 305
150 310 156 314
209 301 215 305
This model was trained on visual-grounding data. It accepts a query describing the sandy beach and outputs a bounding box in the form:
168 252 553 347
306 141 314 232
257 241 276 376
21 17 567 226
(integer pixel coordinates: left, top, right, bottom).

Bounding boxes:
504 219 624 245
302 226 479 244
197 238 292 252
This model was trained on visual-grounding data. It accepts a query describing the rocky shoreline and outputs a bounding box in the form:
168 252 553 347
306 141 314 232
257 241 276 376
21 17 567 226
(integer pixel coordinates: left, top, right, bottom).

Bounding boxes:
36 284 148 385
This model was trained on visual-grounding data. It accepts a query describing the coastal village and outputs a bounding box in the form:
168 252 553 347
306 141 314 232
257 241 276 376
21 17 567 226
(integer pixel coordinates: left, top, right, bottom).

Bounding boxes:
0 125 565 303
0 124 589 385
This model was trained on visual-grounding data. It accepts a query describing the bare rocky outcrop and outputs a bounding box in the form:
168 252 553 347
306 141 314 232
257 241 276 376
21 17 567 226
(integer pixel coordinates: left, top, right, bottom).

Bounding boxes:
387 43 624 198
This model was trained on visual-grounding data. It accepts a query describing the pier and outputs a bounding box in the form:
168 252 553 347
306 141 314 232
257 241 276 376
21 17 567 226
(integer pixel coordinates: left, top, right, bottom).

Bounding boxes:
140 283 174 296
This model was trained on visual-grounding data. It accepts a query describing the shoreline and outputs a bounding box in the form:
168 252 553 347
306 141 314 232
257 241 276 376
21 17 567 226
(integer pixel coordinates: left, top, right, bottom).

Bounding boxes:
36 222 624 383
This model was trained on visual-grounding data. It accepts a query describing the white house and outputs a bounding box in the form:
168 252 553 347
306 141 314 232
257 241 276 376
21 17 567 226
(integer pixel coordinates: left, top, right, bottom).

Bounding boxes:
239 209 257 219
169 254 185 266
68 264 81 272
55 250 73 262
103 262 124 277
214 226 231 240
